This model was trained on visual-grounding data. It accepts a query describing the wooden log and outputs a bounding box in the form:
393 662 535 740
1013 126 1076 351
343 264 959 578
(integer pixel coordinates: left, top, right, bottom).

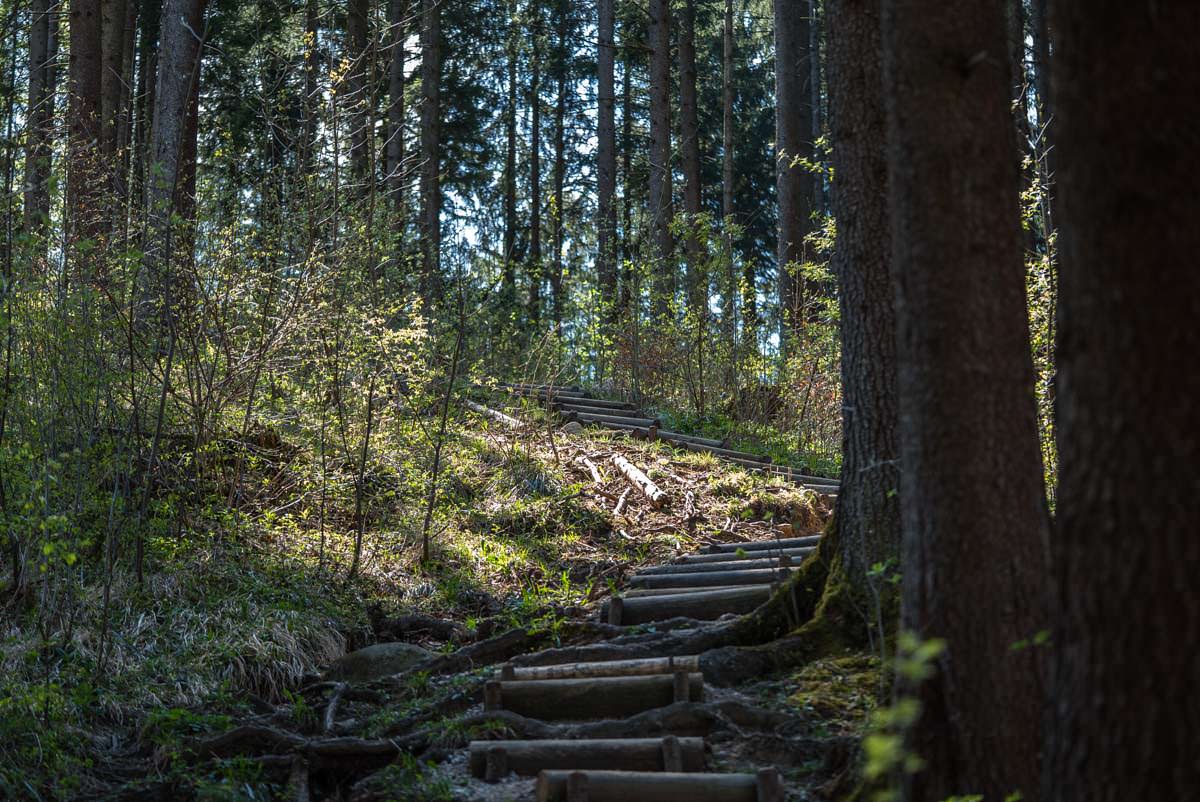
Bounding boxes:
490 674 704 720
678 440 772 464
704 536 821 554
498 655 701 681
679 546 815 565
556 399 637 413
567 771 589 802
621 585 747 598
628 567 790 590
556 403 646 420
637 554 807 575
537 770 770 802
509 387 587 399
556 397 637 410
661 735 683 772
578 412 660 428
756 768 785 802
465 400 523 429
760 465 839 486
468 737 705 778
601 585 773 624
484 746 508 782
654 430 727 449
503 382 581 392
607 596 624 625
576 456 604 484
611 454 668 507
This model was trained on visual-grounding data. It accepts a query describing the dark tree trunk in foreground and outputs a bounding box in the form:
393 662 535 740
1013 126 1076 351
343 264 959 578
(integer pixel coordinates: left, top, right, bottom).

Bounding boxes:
721 0 735 345
809 0 824 214
596 0 617 319
825 0 899 614
550 0 568 334
1047 5 1200 801
775 0 813 345
881 1 1049 799
502 22 518 305
678 0 702 308
23 0 57 243
419 0 441 303
647 0 673 314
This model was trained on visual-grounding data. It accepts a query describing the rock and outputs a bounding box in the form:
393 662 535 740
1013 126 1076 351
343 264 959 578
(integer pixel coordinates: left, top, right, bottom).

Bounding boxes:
561 421 584 434
323 642 433 682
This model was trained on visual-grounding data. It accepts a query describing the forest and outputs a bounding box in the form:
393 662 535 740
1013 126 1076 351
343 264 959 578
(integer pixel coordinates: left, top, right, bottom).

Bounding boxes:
0 0 1195 798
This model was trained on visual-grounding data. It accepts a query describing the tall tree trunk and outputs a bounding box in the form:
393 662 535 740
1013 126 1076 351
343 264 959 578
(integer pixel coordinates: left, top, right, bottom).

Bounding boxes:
418 0 441 303
146 0 208 305
1047 4 1200 801
881 1 1049 799
528 11 543 327
23 0 57 243
809 0 824 214
502 19 518 305
301 0 319 175
346 0 370 184
619 32 634 315
775 0 813 347
825 0 899 611
596 0 617 319
386 0 407 220
68 0 104 252
131 0 160 219
100 0 128 162
114 0 138 225
678 0 701 308
720 0 735 347
647 0 673 315
550 0 567 335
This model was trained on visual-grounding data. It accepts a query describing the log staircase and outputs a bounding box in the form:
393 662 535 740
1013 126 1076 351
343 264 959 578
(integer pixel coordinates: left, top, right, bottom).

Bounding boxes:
476 381 841 499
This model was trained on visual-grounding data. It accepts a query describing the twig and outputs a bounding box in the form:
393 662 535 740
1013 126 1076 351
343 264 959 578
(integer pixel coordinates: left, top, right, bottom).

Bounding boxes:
323 682 348 735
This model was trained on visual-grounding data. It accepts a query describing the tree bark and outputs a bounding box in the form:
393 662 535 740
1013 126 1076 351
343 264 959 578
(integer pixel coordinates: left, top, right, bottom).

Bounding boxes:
386 0 407 218
23 0 58 243
419 0 441 303
145 0 207 302
619 31 634 313
68 0 104 251
550 0 568 335
809 0 824 214
720 0 736 348
880 0 1049 798
823 0 900 630
1047 4 1200 801
647 0 673 315
100 0 128 163
528 6 543 327
678 0 702 309
596 0 617 319
502 16 518 305
775 0 813 346
346 0 370 183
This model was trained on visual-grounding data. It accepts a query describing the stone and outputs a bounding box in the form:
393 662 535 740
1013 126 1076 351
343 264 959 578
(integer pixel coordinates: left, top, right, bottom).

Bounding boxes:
561 421 584 434
323 642 433 682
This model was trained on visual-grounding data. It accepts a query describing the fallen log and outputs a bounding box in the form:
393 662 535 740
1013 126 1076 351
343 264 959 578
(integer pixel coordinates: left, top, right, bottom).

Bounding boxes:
536 768 783 802
484 674 704 720
704 536 821 554
611 454 668 507
497 655 701 681
679 546 815 565
638 554 807 575
468 737 705 778
604 586 774 624
464 400 524 429
628 567 790 591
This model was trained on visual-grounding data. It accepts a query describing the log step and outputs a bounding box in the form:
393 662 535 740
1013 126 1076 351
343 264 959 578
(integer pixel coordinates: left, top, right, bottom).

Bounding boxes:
604 585 775 624
497 655 701 681
704 536 821 554
628 567 791 590
572 411 661 428
655 430 727 449
637 552 811 575
621 585 747 598
680 441 772 465
484 673 704 720
537 768 785 802
679 546 816 565
469 737 705 779
554 398 637 412
556 403 647 419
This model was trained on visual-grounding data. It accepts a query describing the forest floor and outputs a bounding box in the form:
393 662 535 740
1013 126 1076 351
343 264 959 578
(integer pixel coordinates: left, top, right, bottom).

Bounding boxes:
2 411 874 801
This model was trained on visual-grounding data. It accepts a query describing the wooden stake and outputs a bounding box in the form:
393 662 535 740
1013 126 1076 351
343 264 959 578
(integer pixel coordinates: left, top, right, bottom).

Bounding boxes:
485 746 509 782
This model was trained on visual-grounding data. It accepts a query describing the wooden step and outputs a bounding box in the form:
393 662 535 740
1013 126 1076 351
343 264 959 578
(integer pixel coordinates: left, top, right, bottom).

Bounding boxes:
654 430 727 449
704 536 821 554
678 546 815 565
555 403 646 419
469 736 705 779
554 397 637 411
484 673 704 720
509 387 587 399
537 768 785 802
759 465 839 487
621 585 746 598
679 440 772 465
637 552 810 575
570 411 661 428
604 585 775 624
628 567 791 590
497 655 701 681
